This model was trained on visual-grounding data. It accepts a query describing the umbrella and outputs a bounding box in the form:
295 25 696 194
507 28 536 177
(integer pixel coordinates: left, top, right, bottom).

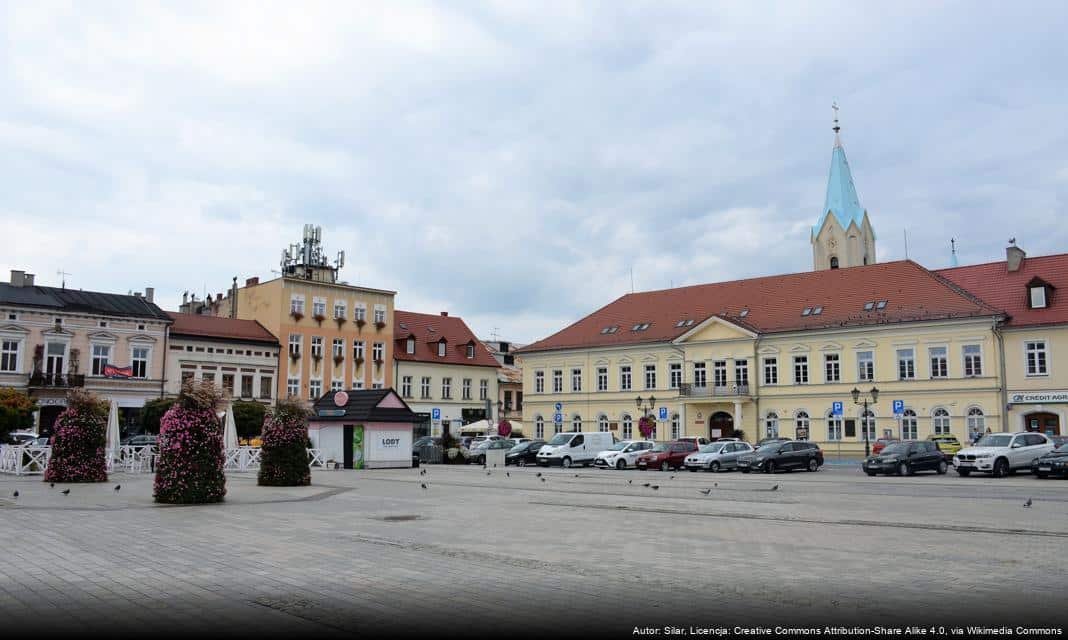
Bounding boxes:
223 403 239 450
106 400 121 454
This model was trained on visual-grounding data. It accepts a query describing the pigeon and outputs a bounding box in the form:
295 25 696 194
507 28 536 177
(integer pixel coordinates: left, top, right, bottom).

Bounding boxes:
642 483 650 488
493 464 497 468
536 472 543 477
1023 497 1032 508
650 485 660 490
420 469 426 476
540 477 546 483
486 471 491 476
699 488 711 496
61 489 70 495
420 483 428 490
114 485 121 492
670 475 676 480
506 472 510 478
714 482 718 488
574 474 579 478
770 484 779 492
627 479 632 484
11 490 18 498
50 482 55 489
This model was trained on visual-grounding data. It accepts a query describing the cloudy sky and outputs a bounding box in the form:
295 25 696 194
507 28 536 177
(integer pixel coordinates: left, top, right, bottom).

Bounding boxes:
2 1 1067 343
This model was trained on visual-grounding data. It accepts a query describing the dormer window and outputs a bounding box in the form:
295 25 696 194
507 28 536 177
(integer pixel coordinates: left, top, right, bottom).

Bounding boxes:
406 337 415 354
1030 285 1047 309
466 343 475 359
437 340 446 357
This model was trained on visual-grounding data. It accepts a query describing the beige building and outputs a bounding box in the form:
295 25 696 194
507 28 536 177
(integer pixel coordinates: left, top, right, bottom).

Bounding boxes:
0 270 171 435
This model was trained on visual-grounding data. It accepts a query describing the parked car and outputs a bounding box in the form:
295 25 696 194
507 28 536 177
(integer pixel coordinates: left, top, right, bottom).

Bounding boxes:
954 432 1055 477
862 440 948 476
31 436 52 447
412 436 441 450
121 435 159 447
1050 435 1068 449
754 436 790 450
871 437 899 456
536 432 615 468
470 435 505 447
684 441 755 472
505 440 546 467
926 434 961 459
594 440 654 470
636 440 699 471
676 436 711 449
1030 441 1068 479
468 439 515 465
8 431 37 445
458 436 475 449
738 441 823 473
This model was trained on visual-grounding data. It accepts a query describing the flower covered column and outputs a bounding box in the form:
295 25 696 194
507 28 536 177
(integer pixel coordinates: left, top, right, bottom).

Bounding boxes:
153 381 227 504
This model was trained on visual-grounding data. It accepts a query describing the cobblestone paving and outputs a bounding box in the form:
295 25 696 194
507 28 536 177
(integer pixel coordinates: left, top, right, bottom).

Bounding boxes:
1 465 1066 636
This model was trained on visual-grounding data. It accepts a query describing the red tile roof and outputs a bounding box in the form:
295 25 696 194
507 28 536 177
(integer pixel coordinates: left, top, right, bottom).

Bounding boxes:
520 260 1003 354
938 252 1068 328
166 312 279 345
393 310 501 368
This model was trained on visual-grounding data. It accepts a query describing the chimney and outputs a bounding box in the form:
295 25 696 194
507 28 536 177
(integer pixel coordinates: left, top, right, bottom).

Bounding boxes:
23 273 34 286
440 311 449 317
182 291 188 304
230 276 238 319
9 270 24 287
1007 243 1026 272
145 287 155 303
245 277 259 287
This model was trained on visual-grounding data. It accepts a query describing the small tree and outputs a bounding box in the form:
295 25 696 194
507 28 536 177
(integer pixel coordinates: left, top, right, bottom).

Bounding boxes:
154 381 227 504
232 400 266 444
258 399 311 486
43 389 109 483
141 397 176 435
0 388 37 443
732 429 746 441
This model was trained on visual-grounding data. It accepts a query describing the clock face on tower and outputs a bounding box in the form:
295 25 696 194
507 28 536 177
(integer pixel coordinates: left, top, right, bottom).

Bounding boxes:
828 238 838 249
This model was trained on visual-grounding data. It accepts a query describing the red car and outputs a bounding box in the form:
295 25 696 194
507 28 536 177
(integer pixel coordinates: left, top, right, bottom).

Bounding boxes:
872 437 899 456
636 440 699 471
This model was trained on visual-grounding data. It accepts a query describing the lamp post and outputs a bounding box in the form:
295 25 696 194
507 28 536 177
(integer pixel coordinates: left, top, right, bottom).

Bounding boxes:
636 395 656 439
851 386 880 457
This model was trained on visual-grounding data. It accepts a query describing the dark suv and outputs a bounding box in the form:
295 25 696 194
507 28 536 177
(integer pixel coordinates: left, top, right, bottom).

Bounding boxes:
738 441 823 473
862 440 948 476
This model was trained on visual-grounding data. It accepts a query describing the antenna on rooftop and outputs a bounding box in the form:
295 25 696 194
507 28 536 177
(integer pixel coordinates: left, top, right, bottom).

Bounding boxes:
56 269 71 289
903 229 909 260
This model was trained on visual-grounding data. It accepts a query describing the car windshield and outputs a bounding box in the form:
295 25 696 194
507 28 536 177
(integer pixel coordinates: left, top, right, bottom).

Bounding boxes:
1055 442 1068 452
881 443 910 455
546 433 573 446
698 444 725 454
648 444 668 453
607 442 629 451
976 435 1012 448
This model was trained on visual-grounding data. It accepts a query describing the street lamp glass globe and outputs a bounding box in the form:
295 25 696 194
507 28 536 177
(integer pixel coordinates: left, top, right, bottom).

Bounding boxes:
851 387 860 403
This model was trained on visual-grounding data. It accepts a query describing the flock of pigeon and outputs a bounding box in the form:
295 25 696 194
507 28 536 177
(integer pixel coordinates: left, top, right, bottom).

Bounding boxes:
10 483 121 500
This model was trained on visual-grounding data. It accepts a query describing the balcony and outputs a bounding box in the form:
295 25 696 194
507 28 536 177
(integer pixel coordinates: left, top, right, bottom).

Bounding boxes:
678 383 750 398
28 373 86 388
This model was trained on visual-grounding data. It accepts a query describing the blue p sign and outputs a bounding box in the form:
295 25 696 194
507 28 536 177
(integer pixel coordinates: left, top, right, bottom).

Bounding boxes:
554 402 563 412
892 400 905 415
658 407 668 421
432 408 441 420
831 401 843 416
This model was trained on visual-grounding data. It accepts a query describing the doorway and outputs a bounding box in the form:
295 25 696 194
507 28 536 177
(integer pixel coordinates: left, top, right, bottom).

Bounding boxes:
342 425 366 469
38 406 64 437
709 411 734 440
1025 412 1060 437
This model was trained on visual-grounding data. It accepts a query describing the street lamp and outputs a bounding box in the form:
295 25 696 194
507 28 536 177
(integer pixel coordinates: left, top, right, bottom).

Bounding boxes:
635 395 656 418
851 386 879 457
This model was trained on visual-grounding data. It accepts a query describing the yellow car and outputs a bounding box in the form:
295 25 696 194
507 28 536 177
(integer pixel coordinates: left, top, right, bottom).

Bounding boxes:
927 434 961 458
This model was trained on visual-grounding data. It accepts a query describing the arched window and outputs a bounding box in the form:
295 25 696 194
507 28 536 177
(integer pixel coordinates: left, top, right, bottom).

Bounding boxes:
932 408 951 435
966 407 985 437
795 411 810 440
826 410 843 441
830 256 839 269
901 409 918 439
671 413 680 440
861 409 876 441
535 415 544 439
598 414 609 432
622 414 633 440
571 415 582 432
765 412 779 439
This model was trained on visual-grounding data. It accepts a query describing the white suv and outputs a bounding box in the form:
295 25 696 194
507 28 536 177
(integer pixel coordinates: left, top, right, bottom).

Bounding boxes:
594 440 654 470
954 432 1054 477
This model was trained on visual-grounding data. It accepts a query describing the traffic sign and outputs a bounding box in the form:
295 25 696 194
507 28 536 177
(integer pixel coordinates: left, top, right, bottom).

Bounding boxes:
553 412 563 424
554 402 563 412
431 408 441 421
892 400 905 415
831 401 843 416
658 407 668 421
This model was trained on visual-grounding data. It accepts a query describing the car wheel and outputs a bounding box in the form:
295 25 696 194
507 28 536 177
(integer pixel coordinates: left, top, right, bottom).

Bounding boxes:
660 462 670 472
517 459 524 467
688 466 698 472
992 458 1009 478
957 468 971 477
709 461 721 473
562 457 572 469
741 469 750 474
616 459 626 470
764 460 775 474
865 470 877 477
807 458 819 472
937 460 948 475
897 462 910 477
1036 472 1048 479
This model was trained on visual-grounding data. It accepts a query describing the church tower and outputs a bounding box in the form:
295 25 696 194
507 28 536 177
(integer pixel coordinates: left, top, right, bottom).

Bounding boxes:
811 106 876 270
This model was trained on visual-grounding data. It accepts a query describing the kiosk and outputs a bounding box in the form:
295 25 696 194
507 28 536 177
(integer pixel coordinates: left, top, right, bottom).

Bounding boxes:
309 389 420 469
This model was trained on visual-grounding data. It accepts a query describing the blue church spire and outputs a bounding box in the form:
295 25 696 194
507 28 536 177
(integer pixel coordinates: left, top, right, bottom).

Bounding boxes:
814 103 866 234
950 238 960 267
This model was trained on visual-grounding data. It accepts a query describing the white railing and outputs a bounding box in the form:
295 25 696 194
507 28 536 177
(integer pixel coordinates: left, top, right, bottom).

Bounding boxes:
0 445 52 475
223 446 261 472
307 448 326 468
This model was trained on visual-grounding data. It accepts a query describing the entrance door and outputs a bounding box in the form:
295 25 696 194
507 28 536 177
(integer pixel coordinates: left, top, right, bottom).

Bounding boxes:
343 426 353 469
709 411 734 441
39 406 64 438
1025 412 1060 437
45 342 65 379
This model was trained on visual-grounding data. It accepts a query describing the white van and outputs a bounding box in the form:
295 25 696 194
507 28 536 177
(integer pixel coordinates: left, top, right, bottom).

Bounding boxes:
536 432 615 468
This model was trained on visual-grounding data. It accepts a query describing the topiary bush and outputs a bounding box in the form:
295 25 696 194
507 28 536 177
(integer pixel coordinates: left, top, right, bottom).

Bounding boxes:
258 399 311 486
154 381 227 504
43 390 109 483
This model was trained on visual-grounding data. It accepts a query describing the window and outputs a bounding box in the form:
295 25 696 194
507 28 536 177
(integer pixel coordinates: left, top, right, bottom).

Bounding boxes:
967 407 985 435
260 377 273 399
287 378 300 397
420 376 431 399
929 346 948 379
288 334 302 356
1025 340 1048 376
312 298 326 318
1 340 19 372
572 368 582 392
290 295 305 315
535 370 544 393
824 353 840 383
552 369 563 393
309 379 322 400
622 414 633 439
620 365 632 391
671 413 680 440
598 415 609 432
331 380 344 392
310 336 324 359
334 301 347 319
932 408 951 435
353 340 365 361
91 344 111 376
1030 285 1047 309
763 358 778 385
516 392 523 411
371 382 383 390
202 372 215 385
373 305 386 324
764 412 779 438
372 342 384 362
479 379 488 400
405 337 415 354
827 411 843 441
535 416 544 439
795 411 810 440
644 364 656 390
861 409 876 442
504 390 513 410
597 367 608 391
222 373 235 395
437 340 446 357
693 362 707 387
793 356 808 384
669 363 682 389
901 409 918 439
897 348 915 380
332 338 344 360
354 304 366 322
735 360 749 386
713 361 727 387
441 377 452 399
181 371 195 385
830 256 839 269
571 415 582 432
353 379 365 390
241 375 254 398
401 376 412 397
462 378 471 400
466 344 475 359
963 345 983 377
857 351 874 381
131 347 149 378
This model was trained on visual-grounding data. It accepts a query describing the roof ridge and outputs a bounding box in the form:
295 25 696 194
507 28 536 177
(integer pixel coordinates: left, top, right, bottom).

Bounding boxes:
937 250 1068 273
634 259 915 296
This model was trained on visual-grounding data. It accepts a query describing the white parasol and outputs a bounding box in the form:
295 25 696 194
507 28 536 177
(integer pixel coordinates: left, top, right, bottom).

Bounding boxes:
223 402 240 449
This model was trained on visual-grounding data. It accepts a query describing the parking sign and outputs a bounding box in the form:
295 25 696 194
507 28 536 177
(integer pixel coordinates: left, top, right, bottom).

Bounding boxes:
892 400 905 415
831 401 843 416
553 412 563 424
658 407 668 421
431 408 441 420
554 402 563 412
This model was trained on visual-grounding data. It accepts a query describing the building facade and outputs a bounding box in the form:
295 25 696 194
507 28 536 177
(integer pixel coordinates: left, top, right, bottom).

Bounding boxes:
0 270 171 435
164 312 281 404
393 311 500 438
482 339 524 423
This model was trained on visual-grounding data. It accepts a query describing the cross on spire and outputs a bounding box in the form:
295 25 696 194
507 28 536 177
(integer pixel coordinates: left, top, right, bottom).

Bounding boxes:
832 101 841 146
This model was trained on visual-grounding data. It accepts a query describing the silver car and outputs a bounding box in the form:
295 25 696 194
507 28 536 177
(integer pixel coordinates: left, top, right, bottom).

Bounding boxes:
684 441 755 472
